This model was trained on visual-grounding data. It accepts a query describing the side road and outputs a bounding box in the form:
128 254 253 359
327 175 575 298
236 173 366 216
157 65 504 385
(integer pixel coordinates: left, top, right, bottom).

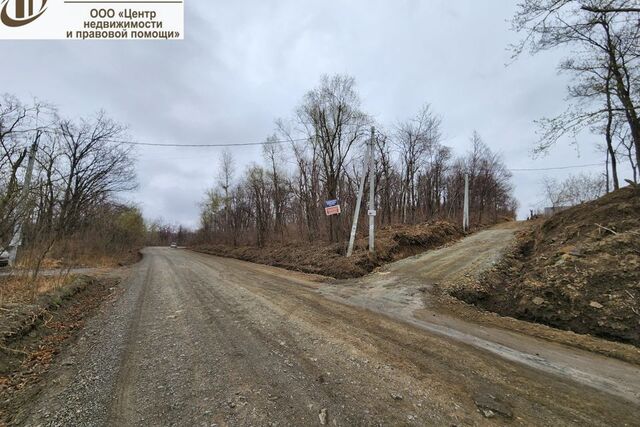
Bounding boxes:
321 224 640 403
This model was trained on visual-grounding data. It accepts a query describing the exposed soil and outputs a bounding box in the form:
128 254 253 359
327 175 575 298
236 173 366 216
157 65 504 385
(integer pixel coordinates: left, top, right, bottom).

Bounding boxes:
20 248 640 426
0 275 119 425
450 185 640 347
193 220 462 279
320 220 640 368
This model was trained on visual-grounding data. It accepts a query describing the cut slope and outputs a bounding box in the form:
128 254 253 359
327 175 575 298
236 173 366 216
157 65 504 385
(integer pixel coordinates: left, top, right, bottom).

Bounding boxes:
452 185 640 346
193 221 462 279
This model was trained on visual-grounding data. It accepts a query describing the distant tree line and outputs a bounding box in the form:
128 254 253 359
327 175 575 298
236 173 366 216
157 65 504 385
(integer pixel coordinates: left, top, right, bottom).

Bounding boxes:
512 0 640 188
542 172 607 209
146 221 189 246
0 94 143 268
198 75 518 248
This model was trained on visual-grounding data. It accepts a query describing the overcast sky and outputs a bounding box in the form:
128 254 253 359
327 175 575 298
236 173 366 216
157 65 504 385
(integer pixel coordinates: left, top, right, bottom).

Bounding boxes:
2 0 627 227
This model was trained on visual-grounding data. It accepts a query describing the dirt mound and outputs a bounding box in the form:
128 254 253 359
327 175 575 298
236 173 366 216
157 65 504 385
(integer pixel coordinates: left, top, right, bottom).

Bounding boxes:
194 221 462 279
452 185 640 346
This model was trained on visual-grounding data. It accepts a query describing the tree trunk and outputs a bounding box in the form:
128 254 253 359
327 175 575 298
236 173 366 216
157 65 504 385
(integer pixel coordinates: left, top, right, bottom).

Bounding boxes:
605 68 619 190
605 149 610 193
604 23 640 174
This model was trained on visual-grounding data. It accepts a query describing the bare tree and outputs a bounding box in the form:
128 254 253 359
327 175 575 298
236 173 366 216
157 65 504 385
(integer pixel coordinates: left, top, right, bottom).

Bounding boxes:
0 96 54 250
34 135 61 235
297 74 369 241
57 112 136 234
395 105 442 223
374 130 395 225
512 0 640 175
0 95 142 282
228 184 251 246
246 165 271 246
263 137 289 238
199 188 223 237
290 137 321 240
542 172 606 208
217 149 235 238
462 132 515 224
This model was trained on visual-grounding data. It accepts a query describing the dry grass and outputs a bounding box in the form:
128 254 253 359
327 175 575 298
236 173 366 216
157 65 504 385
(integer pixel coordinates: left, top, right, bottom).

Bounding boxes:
0 274 73 305
0 237 139 307
14 238 142 271
18 254 122 269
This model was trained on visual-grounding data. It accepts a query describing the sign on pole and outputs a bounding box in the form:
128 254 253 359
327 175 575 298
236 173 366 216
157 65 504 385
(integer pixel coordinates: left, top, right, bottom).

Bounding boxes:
324 199 341 216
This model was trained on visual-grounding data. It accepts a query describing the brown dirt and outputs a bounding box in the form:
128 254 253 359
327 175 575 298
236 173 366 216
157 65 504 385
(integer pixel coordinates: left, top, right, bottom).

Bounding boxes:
450 185 640 347
193 220 462 279
21 248 640 426
0 275 119 425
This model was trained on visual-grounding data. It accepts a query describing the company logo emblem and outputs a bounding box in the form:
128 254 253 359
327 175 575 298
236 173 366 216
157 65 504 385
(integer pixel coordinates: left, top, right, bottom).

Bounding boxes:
1 0 47 27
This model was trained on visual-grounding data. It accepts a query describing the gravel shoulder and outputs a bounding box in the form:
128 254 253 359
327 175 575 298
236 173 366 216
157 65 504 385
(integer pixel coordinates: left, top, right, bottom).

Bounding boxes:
19 244 640 426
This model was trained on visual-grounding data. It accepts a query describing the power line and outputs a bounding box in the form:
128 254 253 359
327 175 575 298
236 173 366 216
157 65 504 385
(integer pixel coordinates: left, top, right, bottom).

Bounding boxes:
509 163 603 172
107 137 308 147
106 137 605 172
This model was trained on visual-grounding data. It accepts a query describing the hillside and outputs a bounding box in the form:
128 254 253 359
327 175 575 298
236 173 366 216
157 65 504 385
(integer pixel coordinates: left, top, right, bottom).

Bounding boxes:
452 185 640 346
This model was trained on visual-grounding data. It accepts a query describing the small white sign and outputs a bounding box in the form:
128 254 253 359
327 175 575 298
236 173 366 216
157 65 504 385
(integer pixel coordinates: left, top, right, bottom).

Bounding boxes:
368 210 377 216
0 0 183 40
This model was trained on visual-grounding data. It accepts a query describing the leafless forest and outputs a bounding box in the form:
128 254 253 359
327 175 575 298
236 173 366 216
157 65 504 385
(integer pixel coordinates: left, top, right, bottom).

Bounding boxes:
196 75 517 248
193 3 640 248
0 96 144 274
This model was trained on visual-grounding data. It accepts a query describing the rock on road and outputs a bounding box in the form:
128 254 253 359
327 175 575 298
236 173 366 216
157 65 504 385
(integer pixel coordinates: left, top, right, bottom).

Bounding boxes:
22 243 640 426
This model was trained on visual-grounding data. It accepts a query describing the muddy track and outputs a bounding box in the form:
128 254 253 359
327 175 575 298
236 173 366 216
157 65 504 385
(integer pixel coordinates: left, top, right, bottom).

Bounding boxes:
21 242 640 426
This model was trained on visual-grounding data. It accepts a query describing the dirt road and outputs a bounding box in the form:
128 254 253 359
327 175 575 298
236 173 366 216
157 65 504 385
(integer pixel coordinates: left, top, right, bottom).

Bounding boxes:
20 235 640 426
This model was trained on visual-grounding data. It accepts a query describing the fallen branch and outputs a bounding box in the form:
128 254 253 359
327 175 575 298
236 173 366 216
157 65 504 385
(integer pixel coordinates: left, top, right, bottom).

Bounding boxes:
0 344 30 356
595 223 618 235
42 310 54 327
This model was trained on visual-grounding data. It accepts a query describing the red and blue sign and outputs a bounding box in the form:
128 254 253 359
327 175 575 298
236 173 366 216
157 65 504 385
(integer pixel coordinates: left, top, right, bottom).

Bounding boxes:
324 199 341 216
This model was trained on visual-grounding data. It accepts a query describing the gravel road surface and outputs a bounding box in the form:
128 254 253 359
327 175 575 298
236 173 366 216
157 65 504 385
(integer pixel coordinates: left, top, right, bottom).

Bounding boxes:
21 241 640 426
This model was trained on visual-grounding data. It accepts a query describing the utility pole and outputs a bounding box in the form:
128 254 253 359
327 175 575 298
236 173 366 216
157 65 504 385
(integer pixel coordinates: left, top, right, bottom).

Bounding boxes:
463 172 470 232
8 134 40 267
368 126 376 254
346 131 373 257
